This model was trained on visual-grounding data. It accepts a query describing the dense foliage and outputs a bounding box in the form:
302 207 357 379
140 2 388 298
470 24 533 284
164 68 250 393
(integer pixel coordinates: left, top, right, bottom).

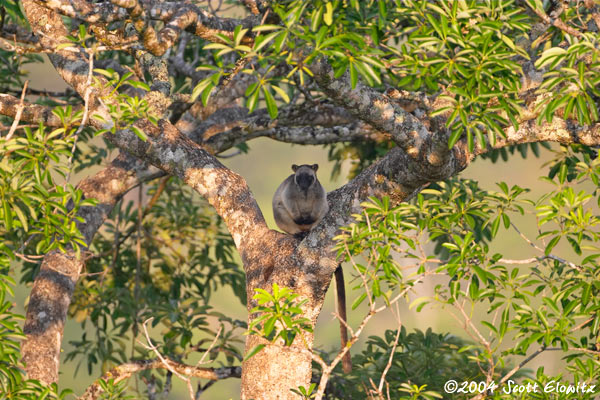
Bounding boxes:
1 0 600 398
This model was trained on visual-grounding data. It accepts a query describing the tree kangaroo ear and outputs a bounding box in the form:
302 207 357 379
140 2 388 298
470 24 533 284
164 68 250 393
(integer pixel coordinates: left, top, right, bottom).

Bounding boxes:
292 164 299 172
311 164 319 171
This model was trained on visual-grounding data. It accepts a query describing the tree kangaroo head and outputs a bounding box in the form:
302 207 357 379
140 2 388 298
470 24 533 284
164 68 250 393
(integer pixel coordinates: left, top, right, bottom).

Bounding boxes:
292 164 319 191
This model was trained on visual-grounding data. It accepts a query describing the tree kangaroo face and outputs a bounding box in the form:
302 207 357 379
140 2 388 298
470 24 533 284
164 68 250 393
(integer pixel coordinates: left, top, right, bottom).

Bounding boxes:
292 164 318 191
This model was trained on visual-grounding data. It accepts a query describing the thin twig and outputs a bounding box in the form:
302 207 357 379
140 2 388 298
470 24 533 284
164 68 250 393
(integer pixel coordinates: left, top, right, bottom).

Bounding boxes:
140 318 195 400
132 183 143 393
571 316 594 333
499 346 549 385
509 222 582 271
6 80 28 140
453 300 491 350
377 303 401 394
13 252 44 263
196 326 222 366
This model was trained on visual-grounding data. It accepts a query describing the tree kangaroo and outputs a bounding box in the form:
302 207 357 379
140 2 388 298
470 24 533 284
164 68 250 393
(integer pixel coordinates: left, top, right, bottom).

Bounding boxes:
272 164 352 373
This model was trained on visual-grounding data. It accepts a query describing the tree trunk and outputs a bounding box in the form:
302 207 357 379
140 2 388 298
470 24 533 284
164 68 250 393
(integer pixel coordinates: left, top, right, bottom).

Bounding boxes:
21 252 82 384
239 235 335 400
241 334 313 399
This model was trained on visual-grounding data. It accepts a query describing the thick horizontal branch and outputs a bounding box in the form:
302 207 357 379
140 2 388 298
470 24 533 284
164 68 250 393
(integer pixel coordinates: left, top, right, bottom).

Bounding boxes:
0 96 388 151
80 358 241 400
0 94 74 127
485 116 600 153
310 58 460 185
194 103 387 152
39 0 128 23
311 56 600 177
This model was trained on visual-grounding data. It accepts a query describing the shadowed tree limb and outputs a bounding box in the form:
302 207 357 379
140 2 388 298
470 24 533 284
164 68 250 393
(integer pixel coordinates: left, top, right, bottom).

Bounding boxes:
21 153 160 384
79 358 241 400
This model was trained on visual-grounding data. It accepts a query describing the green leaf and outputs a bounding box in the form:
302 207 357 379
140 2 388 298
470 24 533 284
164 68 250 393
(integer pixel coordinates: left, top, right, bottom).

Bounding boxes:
349 62 358 89
271 85 290 104
3 201 12 231
535 47 567 69
253 31 281 52
311 6 323 31
467 130 474 153
246 86 260 112
252 25 283 32
204 43 232 51
448 129 462 148
128 81 151 91
378 0 387 19
544 236 561 255
324 2 333 26
409 297 429 311
491 215 501 238
263 87 278 119
264 317 277 336
131 126 148 141
351 293 366 310
558 163 567 184
13 204 28 232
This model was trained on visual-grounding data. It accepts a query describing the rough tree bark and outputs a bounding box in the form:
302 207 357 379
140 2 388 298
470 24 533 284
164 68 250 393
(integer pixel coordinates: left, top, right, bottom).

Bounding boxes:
21 154 158 384
0 0 598 399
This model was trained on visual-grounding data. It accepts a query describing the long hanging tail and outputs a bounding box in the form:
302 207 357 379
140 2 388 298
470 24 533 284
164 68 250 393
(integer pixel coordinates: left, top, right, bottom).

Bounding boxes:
334 265 352 373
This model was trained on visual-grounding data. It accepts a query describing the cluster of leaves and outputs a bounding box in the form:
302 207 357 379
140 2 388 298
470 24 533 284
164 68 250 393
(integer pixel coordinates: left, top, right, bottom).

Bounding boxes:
532 9 600 125
543 144 600 189
191 0 600 178
0 106 93 397
93 379 135 400
324 144 600 399
479 142 550 164
246 283 313 359
396 1 528 151
92 68 158 141
63 177 246 392
0 107 96 258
